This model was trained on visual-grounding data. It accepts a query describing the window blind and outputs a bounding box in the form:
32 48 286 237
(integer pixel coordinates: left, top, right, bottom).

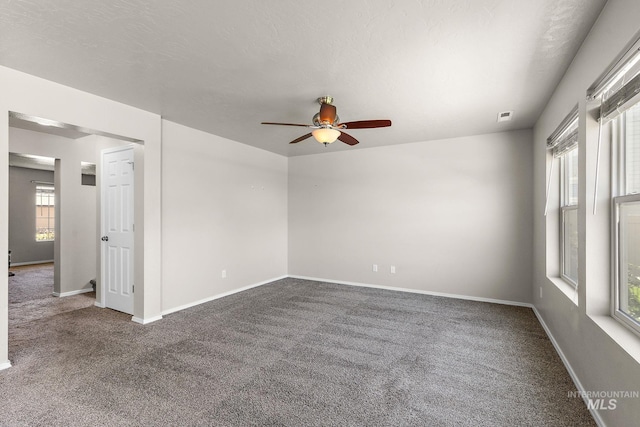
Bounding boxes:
588 29 640 101
600 72 640 121
588 30 640 123
545 106 579 215
547 106 579 158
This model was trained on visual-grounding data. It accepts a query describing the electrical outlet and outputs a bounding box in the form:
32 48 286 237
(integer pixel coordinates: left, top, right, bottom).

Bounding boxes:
390 266 396 274
372 264 378 272
222 270 227 279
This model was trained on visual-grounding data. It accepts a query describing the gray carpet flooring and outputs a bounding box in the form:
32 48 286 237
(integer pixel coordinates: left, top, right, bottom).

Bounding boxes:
2 265 595 426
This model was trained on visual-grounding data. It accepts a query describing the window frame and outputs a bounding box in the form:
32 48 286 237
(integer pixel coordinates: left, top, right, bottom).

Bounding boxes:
612 106 640 337
560 146 579 287
35 185 55 242
561 205 579 286
612 194 640 336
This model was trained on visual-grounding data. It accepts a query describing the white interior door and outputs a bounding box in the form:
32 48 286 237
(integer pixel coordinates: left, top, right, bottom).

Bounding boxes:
101 146 134 315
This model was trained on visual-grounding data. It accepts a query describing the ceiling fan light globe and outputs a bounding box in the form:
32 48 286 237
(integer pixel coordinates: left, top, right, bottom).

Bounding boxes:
312 128 341 144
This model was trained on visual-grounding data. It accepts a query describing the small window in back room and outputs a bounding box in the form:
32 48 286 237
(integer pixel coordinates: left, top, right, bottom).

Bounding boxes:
35 185 55 241
81 161 96 186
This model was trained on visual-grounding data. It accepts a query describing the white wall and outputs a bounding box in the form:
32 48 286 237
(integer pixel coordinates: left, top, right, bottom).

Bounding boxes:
9 128 98 295
289 129 533 304
533 0 640 425
9 166 55 265
161 121 288 313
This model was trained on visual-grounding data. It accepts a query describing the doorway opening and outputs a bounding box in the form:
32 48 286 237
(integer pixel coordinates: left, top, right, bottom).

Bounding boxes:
5 111 145 366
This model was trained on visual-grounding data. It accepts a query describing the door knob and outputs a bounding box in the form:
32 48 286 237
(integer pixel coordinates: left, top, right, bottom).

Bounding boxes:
101 236 109 242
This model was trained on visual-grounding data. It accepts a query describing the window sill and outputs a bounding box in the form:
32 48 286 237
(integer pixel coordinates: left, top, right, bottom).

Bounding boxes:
548 276 579 306
589 315 640 364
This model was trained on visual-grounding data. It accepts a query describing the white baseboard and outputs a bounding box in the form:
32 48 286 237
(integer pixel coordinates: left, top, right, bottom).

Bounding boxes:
161 275 288 316
531 307 606 427
10 260 54 267
132 315 163 325
53 288 93 298
0 360 11 371
288 275 533 308
94 303 164 325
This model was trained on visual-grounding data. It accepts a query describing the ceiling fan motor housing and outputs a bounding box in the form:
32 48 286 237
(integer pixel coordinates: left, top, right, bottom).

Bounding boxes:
313 113 339 127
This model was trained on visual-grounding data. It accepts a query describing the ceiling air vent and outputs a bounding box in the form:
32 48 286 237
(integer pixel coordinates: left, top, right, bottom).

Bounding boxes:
497 111 514 122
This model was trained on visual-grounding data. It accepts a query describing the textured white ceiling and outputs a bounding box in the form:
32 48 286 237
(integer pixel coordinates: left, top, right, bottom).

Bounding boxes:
0 0 606 156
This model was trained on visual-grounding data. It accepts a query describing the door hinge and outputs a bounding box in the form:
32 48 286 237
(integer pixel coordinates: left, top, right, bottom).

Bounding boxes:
132 285 135 293
128 161 134 170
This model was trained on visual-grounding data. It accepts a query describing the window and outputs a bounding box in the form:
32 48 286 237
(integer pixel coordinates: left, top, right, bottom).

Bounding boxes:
35 185 55 241
587 31 640 338
547 107 579 287
561 147 579 285
614 102 640 333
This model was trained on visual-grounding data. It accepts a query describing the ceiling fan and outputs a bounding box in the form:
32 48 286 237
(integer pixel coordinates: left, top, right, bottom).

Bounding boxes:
261 96 392 146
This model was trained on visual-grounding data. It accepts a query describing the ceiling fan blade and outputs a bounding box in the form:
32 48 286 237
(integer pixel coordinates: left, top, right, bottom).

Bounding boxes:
289 133 313 144
340 119 392 129
261 122 310 127
338 132 359 146
319 103 337 124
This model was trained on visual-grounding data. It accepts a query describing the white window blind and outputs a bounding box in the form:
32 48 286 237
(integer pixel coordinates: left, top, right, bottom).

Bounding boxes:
547 106 579 157
601 70 640 121
588 30 640 122
545 106 579 216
